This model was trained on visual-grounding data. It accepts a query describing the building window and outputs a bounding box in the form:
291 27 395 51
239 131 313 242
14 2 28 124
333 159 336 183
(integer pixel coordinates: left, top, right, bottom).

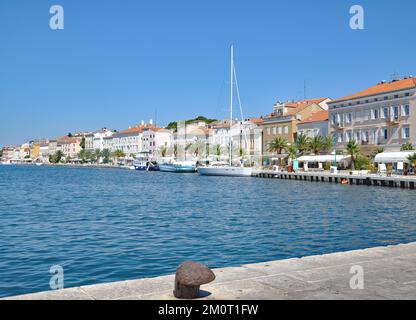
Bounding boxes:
272 127 276 135
384 96 388 100
266 128 270 135
355 131 361 142
403 127 410 139
373 109 379 119
278 126 282 134
393 106 399 119
394 94 399 99
284 126 289 134
403 104 410 116
355 111 361 122
383 107 389 119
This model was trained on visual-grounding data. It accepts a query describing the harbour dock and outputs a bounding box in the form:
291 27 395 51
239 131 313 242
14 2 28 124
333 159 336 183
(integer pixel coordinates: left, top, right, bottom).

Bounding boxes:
252 170 416 189
3 242 416 300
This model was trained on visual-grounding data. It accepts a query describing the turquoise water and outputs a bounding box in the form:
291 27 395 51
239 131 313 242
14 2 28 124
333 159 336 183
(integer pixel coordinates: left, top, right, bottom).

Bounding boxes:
0 165 415 297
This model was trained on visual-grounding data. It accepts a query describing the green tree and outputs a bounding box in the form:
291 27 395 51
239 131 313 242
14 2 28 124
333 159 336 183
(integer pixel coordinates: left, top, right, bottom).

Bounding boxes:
215 144 221 157
101 149 111 164
112 150 125 163
49 150 64 163
160 146 168 158
322 135 335 154
287 144 298 162
94 149 102 164
346 139 360 170
355 155 370 170
407 153 416 170
173 144 178 158
401 142 414 151
268 137 288 166
295 133 310 156
308 136 323 155
80 137 86 150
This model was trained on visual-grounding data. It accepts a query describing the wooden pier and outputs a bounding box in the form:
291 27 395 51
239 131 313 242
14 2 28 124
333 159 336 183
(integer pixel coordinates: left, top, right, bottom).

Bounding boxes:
252 170 416 190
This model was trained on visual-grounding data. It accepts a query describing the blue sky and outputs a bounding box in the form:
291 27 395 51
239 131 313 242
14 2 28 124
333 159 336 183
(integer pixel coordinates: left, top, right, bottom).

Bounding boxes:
1 0 415 146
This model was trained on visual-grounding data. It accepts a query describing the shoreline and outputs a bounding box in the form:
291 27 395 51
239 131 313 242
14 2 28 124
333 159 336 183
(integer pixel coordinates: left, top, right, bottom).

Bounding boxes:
3 242 416 300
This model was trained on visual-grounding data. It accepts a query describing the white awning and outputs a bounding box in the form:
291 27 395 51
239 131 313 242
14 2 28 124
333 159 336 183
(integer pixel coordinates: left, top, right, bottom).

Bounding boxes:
374 151 415 163
296 155 351 163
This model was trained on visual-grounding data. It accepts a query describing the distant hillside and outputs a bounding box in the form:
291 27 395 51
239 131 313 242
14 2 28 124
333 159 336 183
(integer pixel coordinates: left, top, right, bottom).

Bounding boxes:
166 116 217 131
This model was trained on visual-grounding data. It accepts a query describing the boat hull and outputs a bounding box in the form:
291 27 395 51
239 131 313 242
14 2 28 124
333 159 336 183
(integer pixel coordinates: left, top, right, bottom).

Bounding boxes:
198 166 253 177
159 163 196 173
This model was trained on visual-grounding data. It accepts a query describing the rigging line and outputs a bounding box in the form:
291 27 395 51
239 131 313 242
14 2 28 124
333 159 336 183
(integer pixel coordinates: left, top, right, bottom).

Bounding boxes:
233 63 244 121
233 63 250 161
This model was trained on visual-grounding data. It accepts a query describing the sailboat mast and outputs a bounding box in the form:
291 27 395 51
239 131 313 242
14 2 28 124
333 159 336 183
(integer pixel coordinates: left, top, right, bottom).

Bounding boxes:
229 45 234 166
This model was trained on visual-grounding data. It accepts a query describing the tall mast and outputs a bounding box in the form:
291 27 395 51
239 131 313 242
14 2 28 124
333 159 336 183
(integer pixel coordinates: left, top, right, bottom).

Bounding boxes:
229 45 234 166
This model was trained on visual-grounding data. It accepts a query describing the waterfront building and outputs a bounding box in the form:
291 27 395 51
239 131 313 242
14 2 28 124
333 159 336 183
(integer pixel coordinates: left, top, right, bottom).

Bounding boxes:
39 141 50 162
48 140 58 157
297 110 329 138
84 133 94 151
57 136 81 158
19 143 31 160
208 119 263 163
328 77 416 153
110 123 154 155
1 146 17 163
141 128 172 158
260 100 325 162
92 128 114 151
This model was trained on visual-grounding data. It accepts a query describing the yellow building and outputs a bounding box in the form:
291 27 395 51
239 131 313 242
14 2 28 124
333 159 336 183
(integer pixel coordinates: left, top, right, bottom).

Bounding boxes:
261 100 325 163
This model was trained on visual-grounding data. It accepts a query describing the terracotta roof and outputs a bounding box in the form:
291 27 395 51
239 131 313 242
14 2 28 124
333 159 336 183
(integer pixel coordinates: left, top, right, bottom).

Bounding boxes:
300 98 329 104
331 78 416 103
248 118 264 124
299 110 328 124
113 124 155 136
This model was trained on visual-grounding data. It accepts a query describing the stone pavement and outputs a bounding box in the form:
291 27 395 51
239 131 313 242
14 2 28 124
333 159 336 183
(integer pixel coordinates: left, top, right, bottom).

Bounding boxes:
4 242 416 300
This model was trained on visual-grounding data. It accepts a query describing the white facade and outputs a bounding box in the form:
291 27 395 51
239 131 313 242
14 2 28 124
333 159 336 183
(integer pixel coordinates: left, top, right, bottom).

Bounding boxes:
93 129 114 151
328 78 416 151
142 128 172 156
298 120 329 138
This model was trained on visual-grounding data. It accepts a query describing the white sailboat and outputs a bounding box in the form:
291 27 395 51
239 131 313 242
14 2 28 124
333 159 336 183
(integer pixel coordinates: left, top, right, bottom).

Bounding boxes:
198 45 253 177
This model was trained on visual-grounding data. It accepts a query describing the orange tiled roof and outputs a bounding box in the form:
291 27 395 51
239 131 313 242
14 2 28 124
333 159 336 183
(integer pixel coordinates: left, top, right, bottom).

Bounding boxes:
299 110 328 124
113 124 155 136
332 78 416 103
248 117 264 124
299 97 329 104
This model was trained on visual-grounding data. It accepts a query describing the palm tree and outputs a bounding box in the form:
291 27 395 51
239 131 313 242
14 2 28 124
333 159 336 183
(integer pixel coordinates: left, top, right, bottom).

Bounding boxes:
101 149 111 164
94 149 101 164
287 144 298 164
308 136 323 155
268 137 288 166
215 144 221 157
295 133 310 156
401 142 414 151
173 144 178 158
407 153 416 170
112 150 125 164
160 147 168 158
268 137 288 155
346 139 360 170
322 135 335 154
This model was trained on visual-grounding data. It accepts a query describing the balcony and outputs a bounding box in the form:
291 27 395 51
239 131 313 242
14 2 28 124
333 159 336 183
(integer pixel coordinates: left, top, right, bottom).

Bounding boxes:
387 116 400 125
332 122 345 131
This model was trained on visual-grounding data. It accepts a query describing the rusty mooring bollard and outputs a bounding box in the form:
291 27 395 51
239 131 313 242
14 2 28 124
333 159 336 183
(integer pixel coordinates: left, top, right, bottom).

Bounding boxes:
173 261 215 299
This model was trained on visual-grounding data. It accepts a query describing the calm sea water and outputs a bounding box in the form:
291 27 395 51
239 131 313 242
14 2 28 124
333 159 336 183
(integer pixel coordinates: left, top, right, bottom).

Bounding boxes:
0 165 415 297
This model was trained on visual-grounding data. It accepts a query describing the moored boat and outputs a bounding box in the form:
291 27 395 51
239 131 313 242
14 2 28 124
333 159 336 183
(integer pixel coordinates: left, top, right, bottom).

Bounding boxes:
159 160 197 173
198 45 253 178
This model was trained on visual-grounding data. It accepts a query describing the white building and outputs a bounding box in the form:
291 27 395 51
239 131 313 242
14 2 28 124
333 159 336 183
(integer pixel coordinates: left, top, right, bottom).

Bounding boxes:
297 110 329 138
141 128 172 157
209 119 263 161
92 128 114 151
328 77 416 152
